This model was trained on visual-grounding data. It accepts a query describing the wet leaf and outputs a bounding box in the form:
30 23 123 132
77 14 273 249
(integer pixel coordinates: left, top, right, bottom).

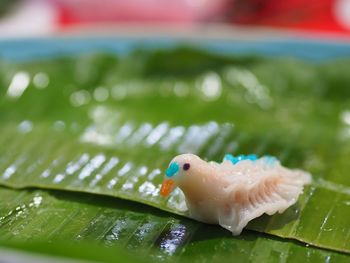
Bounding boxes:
0 187 348 263
0 48 350 258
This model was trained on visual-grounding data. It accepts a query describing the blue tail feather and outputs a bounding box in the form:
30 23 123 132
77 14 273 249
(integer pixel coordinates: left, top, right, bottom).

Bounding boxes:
223 153 279 165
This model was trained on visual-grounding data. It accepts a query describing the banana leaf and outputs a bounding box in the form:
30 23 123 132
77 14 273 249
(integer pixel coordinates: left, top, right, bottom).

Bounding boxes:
0 186 348 263
0 45 350 259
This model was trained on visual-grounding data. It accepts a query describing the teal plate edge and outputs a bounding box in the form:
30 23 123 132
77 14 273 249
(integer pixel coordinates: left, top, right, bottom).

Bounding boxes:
0 37 350 62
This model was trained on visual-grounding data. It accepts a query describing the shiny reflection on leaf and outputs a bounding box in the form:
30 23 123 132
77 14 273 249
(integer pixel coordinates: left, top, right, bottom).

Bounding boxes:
80 118 234 157
33 72 49 89
40 157 64 178
107 178 117 189
89 106 110 123
128 221 159 246
81 127 113 146
53 120 65 132
2 155 27 180
145 122 169 147
156 224 189 256
0 193 43 226
107 162 133 189
118 162 133 177
115 122 134 144
70 90 91 107
66 154 90 175
167 188 187 212
3 165 16 180
104 218 127 242
103 214 142 246
52 154 91 183
93 86 109 102
138 169 162 197
53 174 65 183
225 68 273 109
89 156 120 187
126 123 153 146
122 165 148 191
197 72 222 101
7 71 30 99
17 120 33 134
31 195 43 208
138 182 156 197
160 126 185 151
78 154 106 180
101 157 120 174
147 169 161 181
341 110 350 125
339 110 350 139
177 122 219 154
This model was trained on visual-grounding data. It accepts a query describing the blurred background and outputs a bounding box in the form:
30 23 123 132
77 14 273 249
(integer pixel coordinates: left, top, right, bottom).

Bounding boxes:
1 0 350 38
0 1 350 262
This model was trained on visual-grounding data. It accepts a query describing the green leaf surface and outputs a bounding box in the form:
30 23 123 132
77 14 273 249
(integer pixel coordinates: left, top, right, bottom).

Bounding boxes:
0 48 350 256
0 186 348 263
0 239 148 263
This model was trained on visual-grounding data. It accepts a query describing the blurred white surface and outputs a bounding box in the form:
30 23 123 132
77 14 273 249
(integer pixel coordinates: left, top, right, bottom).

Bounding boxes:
0 0 57 38
335 0 350 30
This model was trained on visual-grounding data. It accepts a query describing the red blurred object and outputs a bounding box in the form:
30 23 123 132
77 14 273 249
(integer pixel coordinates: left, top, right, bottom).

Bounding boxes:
53 0 233 25
230 0 350 33
52 0 350 35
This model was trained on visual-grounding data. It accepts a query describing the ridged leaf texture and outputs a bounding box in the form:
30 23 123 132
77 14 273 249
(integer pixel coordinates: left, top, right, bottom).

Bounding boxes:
0 48 349 261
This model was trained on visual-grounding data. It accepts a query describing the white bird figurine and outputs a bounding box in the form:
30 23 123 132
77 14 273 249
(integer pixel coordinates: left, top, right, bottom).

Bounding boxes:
160 153 311 235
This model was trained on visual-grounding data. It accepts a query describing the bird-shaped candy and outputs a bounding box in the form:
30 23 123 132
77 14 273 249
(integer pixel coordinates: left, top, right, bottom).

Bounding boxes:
160 153 311 235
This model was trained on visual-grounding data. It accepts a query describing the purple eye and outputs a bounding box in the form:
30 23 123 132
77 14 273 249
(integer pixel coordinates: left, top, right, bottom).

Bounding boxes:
183 163 190 171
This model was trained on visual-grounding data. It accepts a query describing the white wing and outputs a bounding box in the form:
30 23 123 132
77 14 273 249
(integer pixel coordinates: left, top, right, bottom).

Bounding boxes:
216 158 311 235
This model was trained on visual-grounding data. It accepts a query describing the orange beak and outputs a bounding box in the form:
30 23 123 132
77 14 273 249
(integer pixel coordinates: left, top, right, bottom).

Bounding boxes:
160 179 175 197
